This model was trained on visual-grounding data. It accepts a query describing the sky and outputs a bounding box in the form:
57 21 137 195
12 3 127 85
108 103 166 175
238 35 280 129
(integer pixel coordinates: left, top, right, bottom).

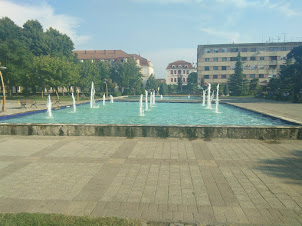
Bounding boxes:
1 0 302 78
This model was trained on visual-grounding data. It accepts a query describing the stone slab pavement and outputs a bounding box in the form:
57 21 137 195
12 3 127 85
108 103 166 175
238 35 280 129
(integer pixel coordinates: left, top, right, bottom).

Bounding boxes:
0 135 302 225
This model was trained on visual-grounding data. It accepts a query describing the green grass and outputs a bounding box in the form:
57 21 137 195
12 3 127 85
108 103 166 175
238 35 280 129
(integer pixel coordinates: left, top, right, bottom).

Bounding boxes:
0 213 142 226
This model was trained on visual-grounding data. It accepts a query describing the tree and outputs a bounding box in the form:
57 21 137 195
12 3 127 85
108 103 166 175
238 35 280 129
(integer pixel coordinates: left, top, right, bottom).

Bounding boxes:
223 83 229 96
249 78 260 95
145 76 159 91
187 72 198 93
228 52 249 96
78 60 101 91
159 83 168 95
177 76 183 91
111 58 143 94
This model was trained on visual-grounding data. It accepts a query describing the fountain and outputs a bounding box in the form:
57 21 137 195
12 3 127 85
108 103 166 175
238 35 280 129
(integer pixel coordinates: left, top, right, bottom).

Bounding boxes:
211 90 215 102
215 84 220 113
110 95 114 103
90 82 99 108
145 90 149 111
139 94 144 116
188 94 190 99
206 84 212 109
71 93 76 113
160 95 163 100
202 90 206 106
46 95 53 118
103 94 106 105
153 91 156 105
150 91 153 108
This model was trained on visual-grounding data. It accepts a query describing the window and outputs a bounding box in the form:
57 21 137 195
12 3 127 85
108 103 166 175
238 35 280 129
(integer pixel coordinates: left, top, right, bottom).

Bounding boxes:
213 66 218 70
184 65 188 68
250 65 256 70
251 48 256 52
259 47 265 51
249 74 255 78
230 65 235 70
205 66 210 71
242 57 247 61
242 48 247 52
171 70 173 74
222 57 227 61
230 57 237 61
205 58 210 62
269 47 278 51
174 70 176 74
259 74 264 78
204 75 209 79
269 65 277 69
172 65 175 68
280 56 286 60
258 65 265 69
171 78 173 82
221 75 227 79
270 56 277 60
183 70 185 74
250 57 256 61
178 65 182 68
213 58 218 62
280 47 287 51
183 78 186 82
243 66 247 70
268 74 276 78
174 78 177 82
186 70 189 74
222 48 228 53
260 57 265 61
230 48 238 52
243 75 247 78
178 70 181 74
205 49 210 53
213 49 219 53
213 75 218 79
222 66 227 70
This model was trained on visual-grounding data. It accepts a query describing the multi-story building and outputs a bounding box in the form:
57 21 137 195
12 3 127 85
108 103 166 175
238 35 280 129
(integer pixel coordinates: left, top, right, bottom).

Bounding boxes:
197 42 302 85
166 60 196 85
73 50 154 83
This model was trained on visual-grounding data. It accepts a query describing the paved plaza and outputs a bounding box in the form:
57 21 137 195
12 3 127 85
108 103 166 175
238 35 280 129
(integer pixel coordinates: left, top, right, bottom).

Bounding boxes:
0 135 302 224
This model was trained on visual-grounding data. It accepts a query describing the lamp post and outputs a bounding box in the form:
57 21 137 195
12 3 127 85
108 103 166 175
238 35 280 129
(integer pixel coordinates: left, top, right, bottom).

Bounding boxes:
0 66 7 112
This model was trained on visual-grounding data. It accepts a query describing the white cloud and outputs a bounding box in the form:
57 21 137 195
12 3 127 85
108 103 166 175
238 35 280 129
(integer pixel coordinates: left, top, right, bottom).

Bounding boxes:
144 48 196 79
130 0 203 4
0 0 90 47
200 27 241 43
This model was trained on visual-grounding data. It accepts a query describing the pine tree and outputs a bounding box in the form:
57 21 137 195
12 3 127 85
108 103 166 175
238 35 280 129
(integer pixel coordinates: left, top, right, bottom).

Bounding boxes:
228 52 249 96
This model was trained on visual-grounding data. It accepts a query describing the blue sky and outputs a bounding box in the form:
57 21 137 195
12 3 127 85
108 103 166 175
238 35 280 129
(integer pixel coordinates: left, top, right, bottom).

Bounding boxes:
1 0 302 78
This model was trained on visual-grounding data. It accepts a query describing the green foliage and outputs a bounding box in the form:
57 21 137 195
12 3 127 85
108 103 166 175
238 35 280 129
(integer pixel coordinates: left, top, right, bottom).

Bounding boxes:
267 45 302 102
145 76 159 91
111 58 143 94
177 76 183 91
228 52 249 96
159 83 168 95
249 78 260 95
223 83 229 96
168 84 177 94
187 72 198 93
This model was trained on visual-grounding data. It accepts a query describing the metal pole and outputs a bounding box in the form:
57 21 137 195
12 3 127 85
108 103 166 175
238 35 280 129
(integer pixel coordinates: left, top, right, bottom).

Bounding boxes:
0 71 6 112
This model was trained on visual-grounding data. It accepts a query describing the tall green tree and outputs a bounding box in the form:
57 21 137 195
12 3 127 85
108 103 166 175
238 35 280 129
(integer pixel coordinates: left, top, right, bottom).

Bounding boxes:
145 76 159 91
177 76 183 91
249 78 260 95
78 60 101 91
159 83 168 95
111 58 143 94
187 72 198 93
228 52 249 96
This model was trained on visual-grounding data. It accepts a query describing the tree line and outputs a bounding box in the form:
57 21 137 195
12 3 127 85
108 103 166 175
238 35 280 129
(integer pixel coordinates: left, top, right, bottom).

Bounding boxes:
0 17 145 97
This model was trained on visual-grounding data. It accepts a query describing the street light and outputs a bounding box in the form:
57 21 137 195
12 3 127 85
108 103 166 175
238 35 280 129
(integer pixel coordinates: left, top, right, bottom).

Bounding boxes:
0 66 7 112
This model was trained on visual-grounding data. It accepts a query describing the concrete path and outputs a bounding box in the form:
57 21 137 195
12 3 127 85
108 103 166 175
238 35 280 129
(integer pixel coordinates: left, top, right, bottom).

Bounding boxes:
0 135 302 225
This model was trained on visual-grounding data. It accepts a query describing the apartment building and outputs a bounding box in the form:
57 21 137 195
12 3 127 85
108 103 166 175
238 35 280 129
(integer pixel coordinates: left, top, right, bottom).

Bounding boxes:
197 42 302 85
73 50 154 83
166 60 197 85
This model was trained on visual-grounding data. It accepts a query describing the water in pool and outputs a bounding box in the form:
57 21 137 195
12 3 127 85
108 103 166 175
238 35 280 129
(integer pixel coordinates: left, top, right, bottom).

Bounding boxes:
0 102 291 126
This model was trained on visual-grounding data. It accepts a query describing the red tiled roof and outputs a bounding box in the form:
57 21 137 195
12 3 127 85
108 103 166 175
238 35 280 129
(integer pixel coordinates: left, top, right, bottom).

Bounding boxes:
129 54 149 66
73 50 130 60
166 60 194 69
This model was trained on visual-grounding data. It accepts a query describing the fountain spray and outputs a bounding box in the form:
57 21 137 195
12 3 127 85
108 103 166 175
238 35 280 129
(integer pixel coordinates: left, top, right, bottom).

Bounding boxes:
145 90 148 111
103 94 106 105
139 94 144 116
46 95 53 118
110 95 114 103
71 93 76 113
206 84 212 109
215 84 220 113
202 90 206 106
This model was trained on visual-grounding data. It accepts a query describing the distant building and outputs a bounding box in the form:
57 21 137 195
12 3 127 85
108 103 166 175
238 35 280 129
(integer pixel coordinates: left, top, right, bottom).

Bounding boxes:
197 42 302 85
155 78 166 84
73 50 154 84
166 61 197 85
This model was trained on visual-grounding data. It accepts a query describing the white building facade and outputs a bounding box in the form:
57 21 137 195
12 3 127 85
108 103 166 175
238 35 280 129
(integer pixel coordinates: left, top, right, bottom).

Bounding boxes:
166 61 197 85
